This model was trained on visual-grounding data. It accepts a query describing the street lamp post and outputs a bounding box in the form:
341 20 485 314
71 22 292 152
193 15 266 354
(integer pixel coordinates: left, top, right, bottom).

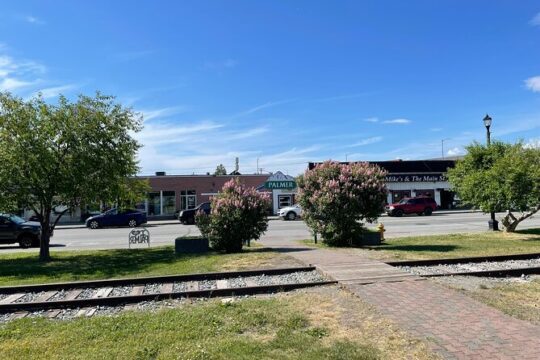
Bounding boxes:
483 114 499 231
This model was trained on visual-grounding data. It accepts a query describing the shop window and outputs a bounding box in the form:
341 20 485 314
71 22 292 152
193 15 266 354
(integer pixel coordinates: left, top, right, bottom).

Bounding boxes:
278 195 293 209
148 192 161 216
181 190 197 210
162 191 176 215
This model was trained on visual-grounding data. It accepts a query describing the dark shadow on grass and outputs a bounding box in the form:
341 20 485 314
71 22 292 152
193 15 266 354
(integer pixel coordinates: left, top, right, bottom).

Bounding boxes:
367 244 459 253
0 244 66 251
0 247 219 282
516 228 540 236
247 247 314 254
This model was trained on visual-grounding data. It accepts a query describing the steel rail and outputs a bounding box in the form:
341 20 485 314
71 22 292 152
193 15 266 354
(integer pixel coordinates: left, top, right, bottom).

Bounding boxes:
385 253 540 267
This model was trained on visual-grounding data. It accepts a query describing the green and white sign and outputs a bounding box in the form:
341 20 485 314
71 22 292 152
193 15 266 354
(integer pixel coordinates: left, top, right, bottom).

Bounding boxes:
264 171 297 189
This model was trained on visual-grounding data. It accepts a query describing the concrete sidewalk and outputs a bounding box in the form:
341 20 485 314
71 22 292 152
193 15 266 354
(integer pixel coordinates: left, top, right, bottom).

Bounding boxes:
261 239 540 359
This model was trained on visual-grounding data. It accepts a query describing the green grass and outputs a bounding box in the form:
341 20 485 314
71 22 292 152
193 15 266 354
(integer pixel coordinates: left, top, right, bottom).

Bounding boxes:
0 245 294 287
0 289 436 360
301 229 540 260
455 279 540 325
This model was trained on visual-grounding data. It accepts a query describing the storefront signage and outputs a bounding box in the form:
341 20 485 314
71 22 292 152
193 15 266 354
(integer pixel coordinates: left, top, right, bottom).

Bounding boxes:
265 180 297 189
264 171 297 189
385 174 447 183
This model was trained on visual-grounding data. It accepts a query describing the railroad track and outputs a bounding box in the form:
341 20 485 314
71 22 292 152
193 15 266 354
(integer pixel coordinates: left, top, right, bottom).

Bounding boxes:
388 253 540 278
0 267 335 318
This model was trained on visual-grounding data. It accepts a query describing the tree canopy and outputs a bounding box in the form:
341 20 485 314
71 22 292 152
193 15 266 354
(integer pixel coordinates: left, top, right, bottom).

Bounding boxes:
214 164 227 175
0 92 144 260
447 141 540 232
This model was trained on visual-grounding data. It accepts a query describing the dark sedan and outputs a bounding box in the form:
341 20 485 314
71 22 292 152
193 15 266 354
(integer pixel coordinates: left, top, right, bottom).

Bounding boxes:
0 214 42 248
86 209 147 229
178 202 211 224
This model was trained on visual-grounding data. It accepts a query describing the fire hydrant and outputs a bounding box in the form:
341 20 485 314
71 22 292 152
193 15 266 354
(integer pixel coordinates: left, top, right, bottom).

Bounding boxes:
377 223 386 242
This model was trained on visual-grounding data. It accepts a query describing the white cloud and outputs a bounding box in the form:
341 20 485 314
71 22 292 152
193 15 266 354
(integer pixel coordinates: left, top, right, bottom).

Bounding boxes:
530 12 540 26
25 16 44 24
447 147 465 156
33 84 77 99
383 118 411 124
525 76 540 92
524 137 540 149
347 136 383 147
228 127 269 140
137 121 223 146
0 53 46 92
138 106 188 122
363 117 379 123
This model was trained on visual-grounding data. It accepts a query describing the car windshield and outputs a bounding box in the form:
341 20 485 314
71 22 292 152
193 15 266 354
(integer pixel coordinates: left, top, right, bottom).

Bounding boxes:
8 215 26 224
398 199 409 204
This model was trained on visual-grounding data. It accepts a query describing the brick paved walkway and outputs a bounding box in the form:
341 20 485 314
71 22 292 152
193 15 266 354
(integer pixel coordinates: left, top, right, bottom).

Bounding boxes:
262 241 540 359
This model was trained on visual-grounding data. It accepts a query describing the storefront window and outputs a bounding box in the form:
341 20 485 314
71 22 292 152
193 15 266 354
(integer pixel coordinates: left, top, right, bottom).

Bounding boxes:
181 190 196 210
148 192 161 216
162 191 176 215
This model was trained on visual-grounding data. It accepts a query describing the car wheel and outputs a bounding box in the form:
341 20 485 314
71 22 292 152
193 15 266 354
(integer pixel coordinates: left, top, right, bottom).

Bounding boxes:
89 220 100 229
188 217 195 225
128 219 138 227
424 207 433 216
18 235 33 249
286 212 297 221
394 209 404 217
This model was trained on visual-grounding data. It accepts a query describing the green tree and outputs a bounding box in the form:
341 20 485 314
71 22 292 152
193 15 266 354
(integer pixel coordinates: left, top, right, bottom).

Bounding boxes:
297 161 387 246
0 92 143 260
447 141 540 232
196 178 270 252
214 164 227 175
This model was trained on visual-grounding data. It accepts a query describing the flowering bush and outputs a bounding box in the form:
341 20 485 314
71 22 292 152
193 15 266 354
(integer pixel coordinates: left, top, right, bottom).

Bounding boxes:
196 178 270 253
297 161 387 246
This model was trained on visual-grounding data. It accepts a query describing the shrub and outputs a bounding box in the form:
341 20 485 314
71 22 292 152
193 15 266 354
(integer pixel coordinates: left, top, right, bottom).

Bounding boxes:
297 161 387 246
196 178 270 253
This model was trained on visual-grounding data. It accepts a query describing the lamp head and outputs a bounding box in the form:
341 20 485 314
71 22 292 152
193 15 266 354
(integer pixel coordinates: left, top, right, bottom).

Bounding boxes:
483 114 492 128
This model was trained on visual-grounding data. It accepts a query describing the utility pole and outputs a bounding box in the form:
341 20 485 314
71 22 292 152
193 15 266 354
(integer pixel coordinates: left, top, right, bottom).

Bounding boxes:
441 138 450 159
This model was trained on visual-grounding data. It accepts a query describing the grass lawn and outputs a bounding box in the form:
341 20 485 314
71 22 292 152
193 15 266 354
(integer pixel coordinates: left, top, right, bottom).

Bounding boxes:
301 228 540 260
0 287 436 360
0 245 300 287
442 278 540 326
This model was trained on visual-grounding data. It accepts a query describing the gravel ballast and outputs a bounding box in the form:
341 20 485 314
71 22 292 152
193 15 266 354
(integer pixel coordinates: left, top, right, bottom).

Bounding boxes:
398 258 540 276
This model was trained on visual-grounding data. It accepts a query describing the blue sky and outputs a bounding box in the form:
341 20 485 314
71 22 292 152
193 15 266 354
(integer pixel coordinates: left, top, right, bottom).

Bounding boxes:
1 1 540 175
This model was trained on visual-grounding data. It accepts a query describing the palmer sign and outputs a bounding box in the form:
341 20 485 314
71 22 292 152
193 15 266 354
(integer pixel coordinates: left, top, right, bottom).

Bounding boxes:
264 171 297 189
385 174 447 182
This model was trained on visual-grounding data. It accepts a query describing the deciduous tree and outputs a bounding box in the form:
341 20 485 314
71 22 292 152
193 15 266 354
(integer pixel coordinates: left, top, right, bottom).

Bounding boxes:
0 92 143 260
297 161 387 246
447 141 540 232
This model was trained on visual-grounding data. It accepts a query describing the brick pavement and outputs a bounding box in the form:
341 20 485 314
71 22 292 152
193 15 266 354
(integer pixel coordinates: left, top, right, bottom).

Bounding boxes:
263 242 540 359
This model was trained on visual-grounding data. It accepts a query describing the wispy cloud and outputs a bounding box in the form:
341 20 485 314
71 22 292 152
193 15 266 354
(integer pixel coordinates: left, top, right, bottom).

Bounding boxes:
309 92 375 103
347 136 383 147
447 147 465 156
363 117 379 123
383 118 411 124
25 15 45 25
525 76 540 92
232 100 293 118
137 121 224 146
32 84 78 99
204 58 238 70
530 12 540 26
138 106 188 122
0 53 45 92
524 137 540 149
228 126 269 140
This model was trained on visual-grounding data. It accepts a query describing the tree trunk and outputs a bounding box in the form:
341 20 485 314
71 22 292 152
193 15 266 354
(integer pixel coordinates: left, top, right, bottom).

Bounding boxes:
39 210 52 261
501 208 540 233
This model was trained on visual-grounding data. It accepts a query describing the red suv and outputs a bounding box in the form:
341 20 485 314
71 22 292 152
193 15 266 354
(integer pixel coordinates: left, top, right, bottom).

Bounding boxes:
385 196 437 217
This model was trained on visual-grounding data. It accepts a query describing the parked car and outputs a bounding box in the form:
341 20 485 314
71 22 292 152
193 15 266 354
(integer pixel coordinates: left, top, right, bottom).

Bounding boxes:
279 204 302 220
385 196 437 217
0 214 42 248
178 202 211 225
85 208 147 229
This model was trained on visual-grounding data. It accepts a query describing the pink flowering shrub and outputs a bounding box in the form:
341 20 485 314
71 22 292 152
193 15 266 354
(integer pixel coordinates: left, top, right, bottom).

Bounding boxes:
297 161 387 246
196 178 270 253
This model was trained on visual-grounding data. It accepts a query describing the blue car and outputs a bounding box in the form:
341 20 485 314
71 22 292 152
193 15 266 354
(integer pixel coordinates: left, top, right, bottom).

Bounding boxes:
85 209 147 229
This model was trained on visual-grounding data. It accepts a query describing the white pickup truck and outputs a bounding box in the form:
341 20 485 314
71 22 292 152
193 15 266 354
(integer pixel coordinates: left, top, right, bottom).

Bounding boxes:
278 204 302 220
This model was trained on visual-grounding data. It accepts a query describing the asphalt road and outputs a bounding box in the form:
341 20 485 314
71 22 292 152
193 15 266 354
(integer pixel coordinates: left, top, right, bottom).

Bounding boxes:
2 211 540 253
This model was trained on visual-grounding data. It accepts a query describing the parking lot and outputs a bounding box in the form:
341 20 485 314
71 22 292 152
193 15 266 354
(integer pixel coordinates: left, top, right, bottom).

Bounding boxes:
2 211 540 253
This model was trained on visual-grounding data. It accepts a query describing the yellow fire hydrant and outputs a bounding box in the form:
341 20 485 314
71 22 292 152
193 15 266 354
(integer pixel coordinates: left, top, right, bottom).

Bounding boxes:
377 223 386 242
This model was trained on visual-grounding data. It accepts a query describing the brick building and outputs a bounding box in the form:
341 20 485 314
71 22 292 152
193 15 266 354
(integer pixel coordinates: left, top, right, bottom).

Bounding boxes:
137 173 269 218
